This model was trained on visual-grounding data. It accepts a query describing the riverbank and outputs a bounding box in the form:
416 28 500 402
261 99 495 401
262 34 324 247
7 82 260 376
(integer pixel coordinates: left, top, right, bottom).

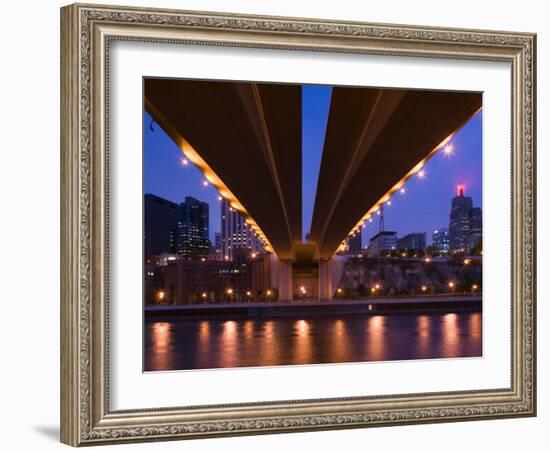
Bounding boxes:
145 295 481 319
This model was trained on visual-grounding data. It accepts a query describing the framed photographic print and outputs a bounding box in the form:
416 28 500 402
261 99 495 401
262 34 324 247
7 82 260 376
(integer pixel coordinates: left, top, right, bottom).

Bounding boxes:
60 3 536 446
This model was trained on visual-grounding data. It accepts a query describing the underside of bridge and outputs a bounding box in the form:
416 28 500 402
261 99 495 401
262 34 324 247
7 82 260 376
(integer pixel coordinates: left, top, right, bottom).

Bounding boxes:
145 79 481 300
309 87 482 259
145 78 302 261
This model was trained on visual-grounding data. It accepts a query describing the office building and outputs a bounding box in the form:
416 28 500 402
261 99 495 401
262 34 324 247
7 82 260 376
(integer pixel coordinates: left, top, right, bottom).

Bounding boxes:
468 207 482 250
367 231 397 256
449 185 483 252
144 194 179 255
397 232 427 252
221 199 264 261
449 185 473 251
345 232 362 256
432 228 450 253
177 196 211 260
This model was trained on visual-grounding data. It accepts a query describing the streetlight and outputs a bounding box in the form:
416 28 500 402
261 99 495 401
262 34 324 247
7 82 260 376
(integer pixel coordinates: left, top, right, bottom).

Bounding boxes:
442 143 454 156
421 285 427 293
157 290 165 302
201 292 207 300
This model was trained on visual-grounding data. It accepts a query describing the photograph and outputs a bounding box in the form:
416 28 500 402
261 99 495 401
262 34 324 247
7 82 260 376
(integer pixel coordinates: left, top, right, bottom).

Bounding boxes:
143 79 483 371
53 1 537 446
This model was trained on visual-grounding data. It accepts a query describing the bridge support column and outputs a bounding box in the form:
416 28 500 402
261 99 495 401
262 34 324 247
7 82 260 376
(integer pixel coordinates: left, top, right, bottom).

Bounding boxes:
318 258 333 301
270 255 293 301
277 259 293 301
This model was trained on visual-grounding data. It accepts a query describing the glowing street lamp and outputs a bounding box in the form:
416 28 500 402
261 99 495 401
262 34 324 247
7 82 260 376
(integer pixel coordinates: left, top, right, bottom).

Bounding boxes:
266 290 272 298
337 288 343 295
448 282 455 290
246 291 252 297
226 288 233 295
157 290 165 301
201 292 207 300
464 258 471 265
421 285 428 292
442 143 454 156
424 257 431 263
472 284 478 291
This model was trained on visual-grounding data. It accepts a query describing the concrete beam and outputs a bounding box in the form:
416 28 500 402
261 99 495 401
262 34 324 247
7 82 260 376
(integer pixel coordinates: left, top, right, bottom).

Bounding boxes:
144 79 301 260
310 87 482 258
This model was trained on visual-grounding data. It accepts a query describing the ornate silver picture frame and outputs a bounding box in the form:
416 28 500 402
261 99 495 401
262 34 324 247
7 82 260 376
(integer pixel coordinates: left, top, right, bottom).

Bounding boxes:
60 3 536 446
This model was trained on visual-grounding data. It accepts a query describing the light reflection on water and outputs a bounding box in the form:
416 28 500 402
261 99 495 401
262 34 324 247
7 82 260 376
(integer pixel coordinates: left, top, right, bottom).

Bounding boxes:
144 312 482 372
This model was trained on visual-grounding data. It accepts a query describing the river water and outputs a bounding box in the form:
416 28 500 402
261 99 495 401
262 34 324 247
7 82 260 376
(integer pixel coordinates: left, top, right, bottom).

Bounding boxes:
144 311 482 371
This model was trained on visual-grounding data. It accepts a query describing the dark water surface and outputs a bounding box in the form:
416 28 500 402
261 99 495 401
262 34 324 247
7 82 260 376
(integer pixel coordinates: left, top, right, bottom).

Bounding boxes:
144 311 482 371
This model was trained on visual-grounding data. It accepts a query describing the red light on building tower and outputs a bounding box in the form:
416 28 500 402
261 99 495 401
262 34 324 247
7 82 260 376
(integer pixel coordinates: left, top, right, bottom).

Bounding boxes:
457 184 465 197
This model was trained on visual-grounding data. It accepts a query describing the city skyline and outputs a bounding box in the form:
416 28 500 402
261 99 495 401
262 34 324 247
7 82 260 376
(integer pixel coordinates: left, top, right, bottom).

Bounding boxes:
143 85 482 246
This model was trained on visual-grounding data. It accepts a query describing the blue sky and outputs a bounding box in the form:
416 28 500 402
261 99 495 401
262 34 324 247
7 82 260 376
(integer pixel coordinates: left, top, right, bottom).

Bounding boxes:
144 85 482 245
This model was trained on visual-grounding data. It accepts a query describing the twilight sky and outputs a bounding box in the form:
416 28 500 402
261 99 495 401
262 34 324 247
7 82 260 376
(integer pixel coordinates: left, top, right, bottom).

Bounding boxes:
144 85 482 246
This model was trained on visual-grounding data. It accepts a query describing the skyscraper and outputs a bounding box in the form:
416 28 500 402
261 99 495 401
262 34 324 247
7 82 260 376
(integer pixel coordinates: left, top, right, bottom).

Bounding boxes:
432 228 450 253
177 196 211 260
220 199 264 261
468 207 482 250
144 194 179 255
449 185 473 251
345 232 362 256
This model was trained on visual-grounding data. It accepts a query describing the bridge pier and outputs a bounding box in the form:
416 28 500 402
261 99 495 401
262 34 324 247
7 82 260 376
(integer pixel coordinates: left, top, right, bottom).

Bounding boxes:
318 258 333 301
318 256 347 301
269 255 293 301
